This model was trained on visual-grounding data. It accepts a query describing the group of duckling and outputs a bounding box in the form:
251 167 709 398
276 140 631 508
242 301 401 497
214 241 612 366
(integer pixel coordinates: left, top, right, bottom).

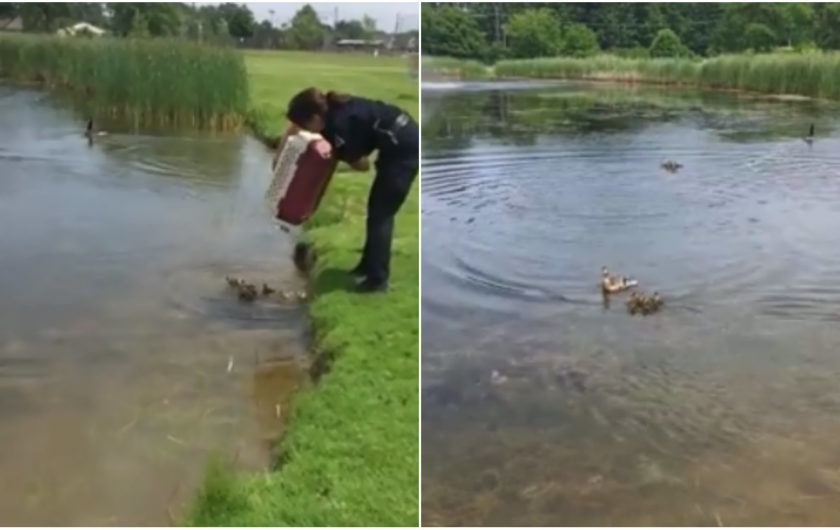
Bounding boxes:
660 160 682 173
600 267 664 316
225 276 306 303
626 290 664 316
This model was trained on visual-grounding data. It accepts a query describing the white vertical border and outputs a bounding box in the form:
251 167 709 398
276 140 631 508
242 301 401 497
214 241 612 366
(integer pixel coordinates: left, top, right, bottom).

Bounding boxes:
415 2 423 526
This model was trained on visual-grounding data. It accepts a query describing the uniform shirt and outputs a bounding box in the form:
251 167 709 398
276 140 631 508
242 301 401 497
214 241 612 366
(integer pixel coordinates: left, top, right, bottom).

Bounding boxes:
321 96 404 163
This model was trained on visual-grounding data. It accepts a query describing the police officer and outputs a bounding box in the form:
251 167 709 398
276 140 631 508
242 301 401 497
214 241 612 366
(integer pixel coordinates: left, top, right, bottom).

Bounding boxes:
280 87 419 293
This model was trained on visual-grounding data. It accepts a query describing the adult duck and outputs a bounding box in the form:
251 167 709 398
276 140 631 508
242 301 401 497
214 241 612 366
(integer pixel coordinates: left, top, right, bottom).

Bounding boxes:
601 266 638 294
84 118 107 139
803 123 814 145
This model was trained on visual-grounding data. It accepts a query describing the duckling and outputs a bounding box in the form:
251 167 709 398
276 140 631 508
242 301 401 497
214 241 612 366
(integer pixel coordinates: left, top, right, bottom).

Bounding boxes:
625 291 642 315
261 283 276 296
661 160 683 173
237 282 258 302
650 291 663 311
601 266 638 294
226 276 244 288
627 291 664 316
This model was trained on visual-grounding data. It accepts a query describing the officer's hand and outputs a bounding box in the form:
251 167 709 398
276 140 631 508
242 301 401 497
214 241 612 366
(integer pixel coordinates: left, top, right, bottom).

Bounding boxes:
314 139 332 159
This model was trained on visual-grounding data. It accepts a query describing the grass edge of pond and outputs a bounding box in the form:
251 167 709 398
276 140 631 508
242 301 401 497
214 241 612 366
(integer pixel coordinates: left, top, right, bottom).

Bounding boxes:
187 51 419 526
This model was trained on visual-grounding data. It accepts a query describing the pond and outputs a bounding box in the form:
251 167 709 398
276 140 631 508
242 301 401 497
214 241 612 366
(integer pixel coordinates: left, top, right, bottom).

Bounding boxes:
0 86 307 525
421 80 840 526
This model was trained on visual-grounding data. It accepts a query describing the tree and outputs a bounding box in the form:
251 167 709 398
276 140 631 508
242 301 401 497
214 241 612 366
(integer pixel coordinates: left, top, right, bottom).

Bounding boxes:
562 23 599 57
361 15 376 34
216 3 255 40
19 3 73 32
778 3 814 47
421 5 486 60
504 8 563 58
815 3 840 50
745 23 777 52
128 10 150 38
109 4 182 37
649 28 689 58
334 19 369 40
285 5 325 50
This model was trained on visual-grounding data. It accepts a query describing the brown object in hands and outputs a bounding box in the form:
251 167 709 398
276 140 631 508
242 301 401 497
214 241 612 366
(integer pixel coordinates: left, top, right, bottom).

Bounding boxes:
272 134 335 226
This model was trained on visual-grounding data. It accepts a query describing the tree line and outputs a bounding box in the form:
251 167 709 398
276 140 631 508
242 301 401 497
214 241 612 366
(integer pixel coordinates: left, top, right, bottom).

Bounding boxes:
422 3 840 62
0 3 417 51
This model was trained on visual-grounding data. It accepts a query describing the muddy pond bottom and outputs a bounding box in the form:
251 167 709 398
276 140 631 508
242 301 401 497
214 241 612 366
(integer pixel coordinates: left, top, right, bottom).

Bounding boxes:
0 86 308 525
421 81 840 525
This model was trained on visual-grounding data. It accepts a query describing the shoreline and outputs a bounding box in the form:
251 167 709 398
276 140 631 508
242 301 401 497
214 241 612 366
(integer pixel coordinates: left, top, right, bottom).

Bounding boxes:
422 52 840 103
421 71 823 104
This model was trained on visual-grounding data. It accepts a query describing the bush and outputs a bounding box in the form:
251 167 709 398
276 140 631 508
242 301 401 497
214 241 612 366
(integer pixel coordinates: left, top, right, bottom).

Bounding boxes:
649 28 690 58
562 23 600 57
745 23 777 53
505 8 563 59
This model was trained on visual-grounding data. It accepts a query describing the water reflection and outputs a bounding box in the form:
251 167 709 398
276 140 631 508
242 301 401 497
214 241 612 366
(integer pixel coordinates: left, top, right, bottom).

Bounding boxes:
0 86 306 525
422 81 840 525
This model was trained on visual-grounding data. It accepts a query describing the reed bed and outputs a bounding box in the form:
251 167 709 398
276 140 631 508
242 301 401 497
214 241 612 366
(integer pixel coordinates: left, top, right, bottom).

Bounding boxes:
494 52 840 100
422 56 491 80
0 34 248 130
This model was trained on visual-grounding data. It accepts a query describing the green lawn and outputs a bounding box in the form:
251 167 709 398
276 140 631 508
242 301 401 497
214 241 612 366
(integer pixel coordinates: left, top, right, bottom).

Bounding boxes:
189 50 419 526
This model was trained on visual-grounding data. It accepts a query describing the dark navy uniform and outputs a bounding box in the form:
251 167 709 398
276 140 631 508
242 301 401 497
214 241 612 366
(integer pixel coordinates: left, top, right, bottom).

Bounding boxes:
321 96 418 288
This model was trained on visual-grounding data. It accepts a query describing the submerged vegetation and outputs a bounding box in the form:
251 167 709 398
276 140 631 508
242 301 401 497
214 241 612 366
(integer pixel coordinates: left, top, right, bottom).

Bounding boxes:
425 52 840 101
0 34 248 129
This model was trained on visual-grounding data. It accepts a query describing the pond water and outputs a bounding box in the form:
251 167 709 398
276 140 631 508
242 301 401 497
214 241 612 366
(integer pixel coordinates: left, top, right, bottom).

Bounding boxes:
0 86 308 525
421 80 840 525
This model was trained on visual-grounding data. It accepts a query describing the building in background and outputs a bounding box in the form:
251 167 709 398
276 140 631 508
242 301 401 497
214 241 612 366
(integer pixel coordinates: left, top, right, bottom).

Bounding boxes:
0 16 23 32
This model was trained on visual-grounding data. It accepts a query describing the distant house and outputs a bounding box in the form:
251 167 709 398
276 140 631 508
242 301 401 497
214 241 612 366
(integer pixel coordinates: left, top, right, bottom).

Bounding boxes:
57 22 106 37
0 16 23 32
336 38 385 53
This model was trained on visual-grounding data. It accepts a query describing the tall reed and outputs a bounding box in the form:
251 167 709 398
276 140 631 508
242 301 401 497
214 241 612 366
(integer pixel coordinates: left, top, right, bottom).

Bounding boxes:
421 56 491 80
494 52 840 100
0 34 248 130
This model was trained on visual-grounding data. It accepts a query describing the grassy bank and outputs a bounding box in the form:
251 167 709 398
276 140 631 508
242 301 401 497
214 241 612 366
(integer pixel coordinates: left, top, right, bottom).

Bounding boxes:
189 50 419 526
426 52 840 100
0 34 247 129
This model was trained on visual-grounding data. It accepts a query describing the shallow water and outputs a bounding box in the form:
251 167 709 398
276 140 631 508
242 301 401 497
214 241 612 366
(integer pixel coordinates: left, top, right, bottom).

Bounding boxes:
421 81 840 526
0 86 307 525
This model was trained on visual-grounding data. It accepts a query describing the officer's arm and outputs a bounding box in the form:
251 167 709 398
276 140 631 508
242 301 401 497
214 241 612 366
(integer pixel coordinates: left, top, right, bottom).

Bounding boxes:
272 122 301 171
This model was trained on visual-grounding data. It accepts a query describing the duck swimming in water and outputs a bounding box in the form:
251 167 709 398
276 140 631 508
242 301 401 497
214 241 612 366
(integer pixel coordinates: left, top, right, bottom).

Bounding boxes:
84 118 107 139
661 160 683 173
804 123 815 145
601 266 638 294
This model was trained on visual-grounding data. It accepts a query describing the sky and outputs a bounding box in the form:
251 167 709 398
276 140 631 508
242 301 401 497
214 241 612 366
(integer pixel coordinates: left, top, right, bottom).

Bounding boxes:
201 3 419 32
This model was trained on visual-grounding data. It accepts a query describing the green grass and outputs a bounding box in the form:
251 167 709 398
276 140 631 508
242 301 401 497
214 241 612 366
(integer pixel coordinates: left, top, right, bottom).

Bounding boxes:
188 50 419 526
0 34 247 129
428 52 840 100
